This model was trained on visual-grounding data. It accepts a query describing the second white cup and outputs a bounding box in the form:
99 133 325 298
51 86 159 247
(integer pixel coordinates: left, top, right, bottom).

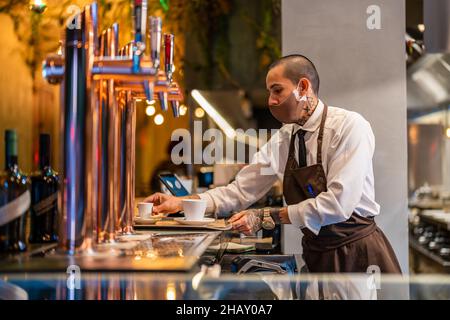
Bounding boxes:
182 199 207 220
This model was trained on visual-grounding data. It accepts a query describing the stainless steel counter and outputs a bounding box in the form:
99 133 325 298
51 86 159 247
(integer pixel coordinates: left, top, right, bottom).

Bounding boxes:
0 229 228 273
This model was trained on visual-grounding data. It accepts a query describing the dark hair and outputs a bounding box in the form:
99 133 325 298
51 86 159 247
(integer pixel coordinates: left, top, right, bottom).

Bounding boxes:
268 54 320 95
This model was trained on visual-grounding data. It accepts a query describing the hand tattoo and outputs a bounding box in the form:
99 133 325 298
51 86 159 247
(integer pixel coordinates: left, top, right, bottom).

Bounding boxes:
268 207 282 224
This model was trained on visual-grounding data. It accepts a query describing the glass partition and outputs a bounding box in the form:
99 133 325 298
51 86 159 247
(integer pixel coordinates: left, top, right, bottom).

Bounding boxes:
1 272 450 300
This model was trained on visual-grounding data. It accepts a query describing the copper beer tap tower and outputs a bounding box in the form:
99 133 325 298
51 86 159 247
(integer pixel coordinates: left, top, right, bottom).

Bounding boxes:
42 0 183 255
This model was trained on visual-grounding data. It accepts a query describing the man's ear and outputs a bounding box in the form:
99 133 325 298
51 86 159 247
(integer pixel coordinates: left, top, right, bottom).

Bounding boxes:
299 78 310 96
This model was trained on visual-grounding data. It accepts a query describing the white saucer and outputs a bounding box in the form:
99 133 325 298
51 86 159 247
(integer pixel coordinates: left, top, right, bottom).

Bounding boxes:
174 217 215 226
134 216 161 224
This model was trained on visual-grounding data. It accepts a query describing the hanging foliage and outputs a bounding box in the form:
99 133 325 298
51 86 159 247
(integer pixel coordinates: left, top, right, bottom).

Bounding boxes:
0 0 281 90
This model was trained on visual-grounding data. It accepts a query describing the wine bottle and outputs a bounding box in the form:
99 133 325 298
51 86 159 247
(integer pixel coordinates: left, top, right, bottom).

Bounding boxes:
0 130 29 253
29 134 59 243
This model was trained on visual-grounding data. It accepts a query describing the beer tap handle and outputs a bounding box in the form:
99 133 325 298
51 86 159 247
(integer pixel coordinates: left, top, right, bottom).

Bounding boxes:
100 30 108 56
132 0 147 72
88 2 99 57
149 16 162 69
164 33 174 83
111 23 119 57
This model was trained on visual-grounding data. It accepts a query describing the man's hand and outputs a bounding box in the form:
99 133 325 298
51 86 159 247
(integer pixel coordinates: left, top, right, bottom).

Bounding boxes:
228 209 263 236
143 193 201 215
228 207 291 235
144 192 182 215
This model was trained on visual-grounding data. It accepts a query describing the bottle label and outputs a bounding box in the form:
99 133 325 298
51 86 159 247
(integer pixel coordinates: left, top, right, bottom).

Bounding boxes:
0 190 30 226
33 193 58 216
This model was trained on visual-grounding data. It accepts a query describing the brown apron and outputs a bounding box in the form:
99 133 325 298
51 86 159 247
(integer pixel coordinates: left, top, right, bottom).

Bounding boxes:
283 104 401 274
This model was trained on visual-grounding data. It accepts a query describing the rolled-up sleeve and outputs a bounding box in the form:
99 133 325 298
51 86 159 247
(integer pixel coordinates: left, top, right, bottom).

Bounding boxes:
287 114 375 235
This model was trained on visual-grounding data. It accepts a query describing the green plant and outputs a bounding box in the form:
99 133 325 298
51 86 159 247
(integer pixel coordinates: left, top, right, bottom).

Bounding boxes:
0 0 281 91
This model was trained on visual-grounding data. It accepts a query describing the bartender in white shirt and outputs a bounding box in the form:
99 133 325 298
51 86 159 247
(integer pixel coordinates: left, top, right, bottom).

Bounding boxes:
146 54 401 274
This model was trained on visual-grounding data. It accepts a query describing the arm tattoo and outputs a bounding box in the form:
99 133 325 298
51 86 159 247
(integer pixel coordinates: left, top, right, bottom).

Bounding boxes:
268 207 282 224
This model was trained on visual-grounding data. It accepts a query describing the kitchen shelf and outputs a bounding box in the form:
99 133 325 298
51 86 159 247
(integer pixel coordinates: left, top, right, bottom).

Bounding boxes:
409 236 450 271
409 199 447 210
418 213 450 231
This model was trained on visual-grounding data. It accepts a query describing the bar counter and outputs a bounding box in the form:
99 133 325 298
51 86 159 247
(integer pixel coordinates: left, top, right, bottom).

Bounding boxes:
0 228 232 273
0 223 298 300
2 222 450 300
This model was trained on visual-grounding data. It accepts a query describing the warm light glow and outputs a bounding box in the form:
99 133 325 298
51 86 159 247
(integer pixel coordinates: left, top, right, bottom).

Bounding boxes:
145 105 156 117
154 114 164 125
418 24 425 32
409 126 419 145
135 98 142 102
191 90 235 138
194 107 205 118
29 0 47 14
446 128 450 138
146 99 156 105
166 283 176 300
179 104 188 116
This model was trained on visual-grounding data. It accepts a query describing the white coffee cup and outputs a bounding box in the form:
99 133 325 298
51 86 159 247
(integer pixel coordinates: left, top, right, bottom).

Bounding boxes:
182 199 207 221
137 202 154 219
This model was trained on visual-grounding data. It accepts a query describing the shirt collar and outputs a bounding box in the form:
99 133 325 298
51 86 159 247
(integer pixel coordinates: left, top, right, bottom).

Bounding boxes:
292 99 324 134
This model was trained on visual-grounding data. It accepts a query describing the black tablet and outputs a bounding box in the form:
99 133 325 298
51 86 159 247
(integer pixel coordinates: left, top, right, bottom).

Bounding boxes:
158 173 190 197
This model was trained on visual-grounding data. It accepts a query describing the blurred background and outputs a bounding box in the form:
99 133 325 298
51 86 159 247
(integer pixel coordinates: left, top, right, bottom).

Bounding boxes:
1 0 450 275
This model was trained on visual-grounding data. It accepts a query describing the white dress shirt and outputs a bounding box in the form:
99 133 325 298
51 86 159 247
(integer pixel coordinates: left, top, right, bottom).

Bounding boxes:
198 99 380 235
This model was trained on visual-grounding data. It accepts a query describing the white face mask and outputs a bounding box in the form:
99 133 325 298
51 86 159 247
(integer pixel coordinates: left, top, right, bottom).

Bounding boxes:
269 82 307 123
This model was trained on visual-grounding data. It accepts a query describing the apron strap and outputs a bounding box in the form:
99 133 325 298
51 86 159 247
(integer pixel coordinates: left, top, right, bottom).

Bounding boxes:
316 104 328 165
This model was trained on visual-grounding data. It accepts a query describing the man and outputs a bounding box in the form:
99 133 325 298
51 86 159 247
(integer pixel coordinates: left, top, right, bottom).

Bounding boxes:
146 54 401 274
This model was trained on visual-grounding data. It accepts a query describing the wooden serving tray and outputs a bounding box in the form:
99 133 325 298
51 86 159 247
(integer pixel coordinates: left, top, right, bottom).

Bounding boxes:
134 218 232 231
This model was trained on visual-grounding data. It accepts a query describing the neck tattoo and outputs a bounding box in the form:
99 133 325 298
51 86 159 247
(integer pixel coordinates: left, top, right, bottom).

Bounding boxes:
297 97 318 126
